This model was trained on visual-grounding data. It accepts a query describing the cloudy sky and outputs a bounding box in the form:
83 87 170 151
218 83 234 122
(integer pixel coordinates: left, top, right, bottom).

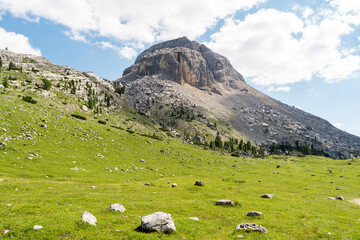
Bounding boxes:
0 0 359 136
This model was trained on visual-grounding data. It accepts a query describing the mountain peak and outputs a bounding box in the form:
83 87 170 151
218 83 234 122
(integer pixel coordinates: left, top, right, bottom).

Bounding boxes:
120 37 245 88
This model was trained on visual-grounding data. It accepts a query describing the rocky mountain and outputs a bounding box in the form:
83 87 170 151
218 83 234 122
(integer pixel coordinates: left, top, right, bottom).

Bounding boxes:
115 37 360 159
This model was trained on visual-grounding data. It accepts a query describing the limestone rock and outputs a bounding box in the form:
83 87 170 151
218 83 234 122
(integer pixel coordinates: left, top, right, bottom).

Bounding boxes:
141 212 176 233
33 225 43 230
216 200 235 206
171 183 177 187
246 211 263 217
109 203 126 212
82 211 97 225
195 180 204 186
235 222 267 233
189 217 199 221
336 196 344 201
261 194 273 199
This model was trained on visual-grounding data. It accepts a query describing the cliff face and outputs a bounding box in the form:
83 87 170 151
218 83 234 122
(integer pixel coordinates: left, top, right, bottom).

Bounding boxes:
115 37 360 159
121 37 244 88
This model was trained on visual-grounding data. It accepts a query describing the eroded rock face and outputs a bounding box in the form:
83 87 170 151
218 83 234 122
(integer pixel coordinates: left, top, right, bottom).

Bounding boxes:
120 37 244 88
141 212 176 233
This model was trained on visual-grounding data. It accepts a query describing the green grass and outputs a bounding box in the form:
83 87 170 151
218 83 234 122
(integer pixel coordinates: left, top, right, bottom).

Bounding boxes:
1 87 360 239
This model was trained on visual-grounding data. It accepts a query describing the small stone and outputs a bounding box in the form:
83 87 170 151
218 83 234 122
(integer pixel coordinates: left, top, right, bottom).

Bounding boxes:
246 211 263 217
328 197 335 200
90 186 96 189
195 180 204 186
6 204 12 207
26 156 32 160
336 196 344 200
33 225 43 230
235 222 267 234
141 212 176 233
109 203 126 212
261 194 273 198
258 180 262 182
189 217 199 221
276 165 280 168
216 200 235 206
171 183 177 187
3 229 10 234
273 172 278 174
336 187 342 190
145 183 150 186
348 162 352 165
237 235 244 238
41 124 47 128
140 159 145 162
82 211 97 225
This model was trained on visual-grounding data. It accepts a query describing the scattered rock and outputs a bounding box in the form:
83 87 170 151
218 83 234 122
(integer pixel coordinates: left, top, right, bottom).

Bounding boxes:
90 186 96 189
141 212 176 233
145 183 151 186
235 222 267 234
276 165 280 168
215 200 235 206
109 203 126 212
41 124 47 128
258 180 262 182
336 196 344 201
82 211 97 225
261 194 273 199
273 172 278 174
171 183 177 187
246 211 263 217
140 159 145 162
328 197 335 200
33 225 43 230
336 187 342 190
189 217 199 221
3 229 10 234
195 180 204 186
26 156 32 160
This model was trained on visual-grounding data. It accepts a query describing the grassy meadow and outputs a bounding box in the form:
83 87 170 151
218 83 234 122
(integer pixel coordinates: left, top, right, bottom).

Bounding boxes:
1 88 360 239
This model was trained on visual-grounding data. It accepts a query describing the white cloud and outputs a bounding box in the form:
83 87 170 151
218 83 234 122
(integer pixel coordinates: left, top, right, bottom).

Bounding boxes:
97 41 136 59
333 122 344 128
0 0 266 58
207 7 360 86
0 27 41 55
266 86 291 92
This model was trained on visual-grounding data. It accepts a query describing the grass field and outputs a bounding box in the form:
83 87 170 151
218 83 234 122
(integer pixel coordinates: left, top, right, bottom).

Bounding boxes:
1 88 360 239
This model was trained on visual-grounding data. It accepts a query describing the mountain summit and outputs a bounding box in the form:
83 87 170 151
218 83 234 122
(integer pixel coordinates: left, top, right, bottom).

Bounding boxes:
115 37 360 159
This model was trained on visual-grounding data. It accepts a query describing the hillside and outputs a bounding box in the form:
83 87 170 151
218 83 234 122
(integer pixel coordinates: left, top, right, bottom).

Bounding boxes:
0 50 360 239
115 37 360 159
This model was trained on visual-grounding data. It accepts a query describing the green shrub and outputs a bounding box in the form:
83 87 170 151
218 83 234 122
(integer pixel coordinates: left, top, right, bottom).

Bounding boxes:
98 120 106 125
71 114 86 120
2 78 9 88
22 96 37 104
42 78 52 91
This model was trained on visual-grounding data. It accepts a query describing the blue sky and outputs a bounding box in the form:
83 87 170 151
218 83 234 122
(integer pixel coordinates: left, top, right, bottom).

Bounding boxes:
0 0 359 136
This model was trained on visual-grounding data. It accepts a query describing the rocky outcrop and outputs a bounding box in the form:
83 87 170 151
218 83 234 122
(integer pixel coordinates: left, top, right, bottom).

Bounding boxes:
119 36 244 88
141 212 176 233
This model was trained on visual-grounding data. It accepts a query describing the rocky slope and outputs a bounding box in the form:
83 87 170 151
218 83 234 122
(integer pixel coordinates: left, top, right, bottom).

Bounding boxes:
0 49 119 112
115 37 360 159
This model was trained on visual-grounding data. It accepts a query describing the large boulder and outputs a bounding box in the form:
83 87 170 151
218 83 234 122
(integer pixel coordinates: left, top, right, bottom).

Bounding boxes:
141 212 176 233
82 211 97 225
215 200 235 206
236 222 267 233
108 203 126 212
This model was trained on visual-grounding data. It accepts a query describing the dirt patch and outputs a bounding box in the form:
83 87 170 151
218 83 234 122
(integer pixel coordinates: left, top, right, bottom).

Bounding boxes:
349 199 360 205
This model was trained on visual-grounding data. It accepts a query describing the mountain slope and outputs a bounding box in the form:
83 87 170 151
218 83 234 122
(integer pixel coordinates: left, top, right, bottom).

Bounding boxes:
115 37 360 159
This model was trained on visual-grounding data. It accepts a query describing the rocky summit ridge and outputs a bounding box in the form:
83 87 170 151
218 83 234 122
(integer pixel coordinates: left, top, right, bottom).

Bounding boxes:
115 37 360 159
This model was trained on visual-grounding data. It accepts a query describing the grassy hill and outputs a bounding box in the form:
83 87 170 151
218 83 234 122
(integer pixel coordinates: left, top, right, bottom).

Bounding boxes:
1 76 360 239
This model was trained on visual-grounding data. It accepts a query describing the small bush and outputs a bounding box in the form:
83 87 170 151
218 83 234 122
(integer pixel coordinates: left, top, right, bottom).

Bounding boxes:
22 96 37 104
98 120 106 125
42 78 52 91
71 114 86 120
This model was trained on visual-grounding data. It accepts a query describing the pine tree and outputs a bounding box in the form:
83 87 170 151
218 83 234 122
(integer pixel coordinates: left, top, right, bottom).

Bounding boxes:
239 139 244 151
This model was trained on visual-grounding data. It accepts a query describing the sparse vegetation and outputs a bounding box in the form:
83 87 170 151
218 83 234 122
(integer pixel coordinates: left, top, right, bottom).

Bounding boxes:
71 113 87 120
41 78 52 91
22 95 37 104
